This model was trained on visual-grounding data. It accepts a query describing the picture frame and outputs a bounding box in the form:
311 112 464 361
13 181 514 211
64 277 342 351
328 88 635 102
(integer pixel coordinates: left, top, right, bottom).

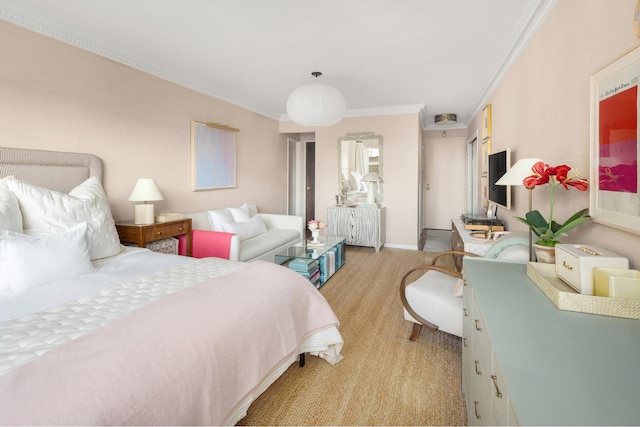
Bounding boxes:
481 139 491 175
191 120 238 191
482 104 492 140
589 45 640 235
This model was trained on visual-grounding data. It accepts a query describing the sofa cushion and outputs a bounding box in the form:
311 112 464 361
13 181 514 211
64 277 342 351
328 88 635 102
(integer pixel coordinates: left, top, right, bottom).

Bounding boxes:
228 203 251 222
239 229 300 262
222 215 267 241
207 208 234 231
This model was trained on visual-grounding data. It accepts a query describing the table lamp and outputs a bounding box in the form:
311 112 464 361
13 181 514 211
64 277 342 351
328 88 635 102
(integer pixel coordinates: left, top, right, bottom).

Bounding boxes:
128 178 164 225
495 158 542 261
361 172 382 205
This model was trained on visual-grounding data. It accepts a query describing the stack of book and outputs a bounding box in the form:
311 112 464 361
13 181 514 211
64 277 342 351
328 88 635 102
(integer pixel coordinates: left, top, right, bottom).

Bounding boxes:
319 250 336 284
288 258 320 288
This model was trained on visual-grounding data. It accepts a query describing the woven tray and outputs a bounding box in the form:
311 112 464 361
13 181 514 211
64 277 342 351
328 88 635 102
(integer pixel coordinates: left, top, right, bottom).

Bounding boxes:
526 262 640 320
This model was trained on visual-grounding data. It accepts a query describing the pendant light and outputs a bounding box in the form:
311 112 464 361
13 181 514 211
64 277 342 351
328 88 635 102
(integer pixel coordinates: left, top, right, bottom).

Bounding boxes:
286 72 346 127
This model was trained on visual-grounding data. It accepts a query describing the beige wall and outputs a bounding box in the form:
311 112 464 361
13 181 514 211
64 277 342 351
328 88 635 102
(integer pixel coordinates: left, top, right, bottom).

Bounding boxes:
0 20 285 221
470 0 640 267
280 113 421 248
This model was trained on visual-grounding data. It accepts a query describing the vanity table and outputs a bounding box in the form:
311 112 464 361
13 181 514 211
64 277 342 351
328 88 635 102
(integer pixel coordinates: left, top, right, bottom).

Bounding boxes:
327 206 385 252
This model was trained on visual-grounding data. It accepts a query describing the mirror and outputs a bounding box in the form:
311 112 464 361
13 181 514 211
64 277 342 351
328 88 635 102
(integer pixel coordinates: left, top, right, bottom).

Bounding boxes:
338 132 383 205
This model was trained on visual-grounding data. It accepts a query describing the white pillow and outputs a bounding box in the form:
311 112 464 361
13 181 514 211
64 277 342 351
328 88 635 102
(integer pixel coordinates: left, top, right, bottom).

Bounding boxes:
207 208 234 232
222 215 267 241
4 176 122 260
0 222 93 295
0 178 22 233
228 203 251 222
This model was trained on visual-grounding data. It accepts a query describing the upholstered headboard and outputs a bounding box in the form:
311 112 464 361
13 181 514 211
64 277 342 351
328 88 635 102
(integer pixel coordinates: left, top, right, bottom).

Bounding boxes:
0 146 102 192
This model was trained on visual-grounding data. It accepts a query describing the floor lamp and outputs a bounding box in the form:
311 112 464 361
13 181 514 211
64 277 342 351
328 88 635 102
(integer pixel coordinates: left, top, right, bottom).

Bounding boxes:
495 158 542 261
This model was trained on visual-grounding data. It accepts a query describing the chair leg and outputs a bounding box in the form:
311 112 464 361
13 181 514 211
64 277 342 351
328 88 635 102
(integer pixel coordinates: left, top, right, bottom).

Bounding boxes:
409 323 422 341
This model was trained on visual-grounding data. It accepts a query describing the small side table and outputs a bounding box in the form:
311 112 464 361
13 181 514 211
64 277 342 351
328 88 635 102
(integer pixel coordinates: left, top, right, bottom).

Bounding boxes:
115 218 192 256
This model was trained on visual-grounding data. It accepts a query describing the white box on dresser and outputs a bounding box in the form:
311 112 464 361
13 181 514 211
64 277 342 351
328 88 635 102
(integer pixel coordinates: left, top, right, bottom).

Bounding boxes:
555 244 628 295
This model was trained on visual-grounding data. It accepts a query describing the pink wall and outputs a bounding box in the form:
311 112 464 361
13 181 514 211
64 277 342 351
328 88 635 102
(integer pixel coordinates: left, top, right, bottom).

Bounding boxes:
0 20 285 221
470 0 640 267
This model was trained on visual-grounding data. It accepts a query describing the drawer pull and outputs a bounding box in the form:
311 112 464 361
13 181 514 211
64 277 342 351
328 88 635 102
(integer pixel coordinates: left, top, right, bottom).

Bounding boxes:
463 308 468 317
474 360 482 375
474 319 482 331
474 401 481 420
156 231 162 235
463 337 468 348
490 374 503 398
463 279 468 287
178 227 183 231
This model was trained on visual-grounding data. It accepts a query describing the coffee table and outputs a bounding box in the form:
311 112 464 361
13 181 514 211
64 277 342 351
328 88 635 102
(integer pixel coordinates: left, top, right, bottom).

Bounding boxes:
275 236 346 288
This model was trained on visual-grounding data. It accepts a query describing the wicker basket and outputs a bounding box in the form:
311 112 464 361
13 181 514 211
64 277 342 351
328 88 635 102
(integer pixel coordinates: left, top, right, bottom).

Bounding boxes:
527 262 640 319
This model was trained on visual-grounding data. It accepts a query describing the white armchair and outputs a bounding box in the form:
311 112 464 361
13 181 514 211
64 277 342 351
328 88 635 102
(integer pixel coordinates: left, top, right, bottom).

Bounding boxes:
400 232 530 340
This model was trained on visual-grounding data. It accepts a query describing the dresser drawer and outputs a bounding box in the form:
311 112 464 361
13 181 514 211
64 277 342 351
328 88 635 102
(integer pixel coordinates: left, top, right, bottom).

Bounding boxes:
491 353 509 425
472 297 492 369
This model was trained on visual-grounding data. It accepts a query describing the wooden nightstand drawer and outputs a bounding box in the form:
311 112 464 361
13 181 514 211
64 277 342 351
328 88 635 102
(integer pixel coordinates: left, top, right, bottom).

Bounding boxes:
116 219 192 256
144 221 189 241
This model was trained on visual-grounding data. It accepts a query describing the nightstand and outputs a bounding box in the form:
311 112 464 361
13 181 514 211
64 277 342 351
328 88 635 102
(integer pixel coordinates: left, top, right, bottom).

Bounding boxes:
115 218 192 256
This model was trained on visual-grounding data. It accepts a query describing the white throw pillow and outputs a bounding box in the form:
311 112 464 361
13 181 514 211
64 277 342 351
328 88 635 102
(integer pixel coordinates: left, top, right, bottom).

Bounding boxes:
0 178 23 233
4 176 122 260
228 203 251 222
222 215 267 241
0 222 93 295
207 208 235 232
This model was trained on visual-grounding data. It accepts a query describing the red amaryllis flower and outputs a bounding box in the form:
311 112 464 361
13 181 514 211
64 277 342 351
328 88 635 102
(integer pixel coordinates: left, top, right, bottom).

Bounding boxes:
516 161 591 247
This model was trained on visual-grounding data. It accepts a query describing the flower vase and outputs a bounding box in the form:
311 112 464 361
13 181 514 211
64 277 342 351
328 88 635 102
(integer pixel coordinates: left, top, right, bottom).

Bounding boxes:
310 229 320 244
534 244 556 264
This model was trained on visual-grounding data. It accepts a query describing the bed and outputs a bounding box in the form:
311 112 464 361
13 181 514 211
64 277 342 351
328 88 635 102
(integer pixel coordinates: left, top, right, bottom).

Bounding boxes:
0 146 344 425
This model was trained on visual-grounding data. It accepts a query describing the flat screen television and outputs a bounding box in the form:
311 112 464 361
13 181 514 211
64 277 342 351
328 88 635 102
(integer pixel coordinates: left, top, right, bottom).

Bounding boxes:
488 148 511 210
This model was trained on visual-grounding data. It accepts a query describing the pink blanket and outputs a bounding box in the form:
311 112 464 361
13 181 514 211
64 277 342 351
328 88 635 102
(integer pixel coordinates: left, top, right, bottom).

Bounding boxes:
0 261 340 425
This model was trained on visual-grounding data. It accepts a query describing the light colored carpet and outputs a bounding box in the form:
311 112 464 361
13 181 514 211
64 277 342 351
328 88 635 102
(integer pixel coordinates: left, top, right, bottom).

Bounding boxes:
237 246 467 426
423 229 452 253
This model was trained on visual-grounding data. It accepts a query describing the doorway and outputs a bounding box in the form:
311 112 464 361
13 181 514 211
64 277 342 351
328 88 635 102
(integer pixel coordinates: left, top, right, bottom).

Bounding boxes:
287 137 315 234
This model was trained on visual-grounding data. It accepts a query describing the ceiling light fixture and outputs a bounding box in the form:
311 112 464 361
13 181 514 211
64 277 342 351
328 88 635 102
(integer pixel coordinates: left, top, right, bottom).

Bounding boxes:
286 72 346 127
434 113 457 124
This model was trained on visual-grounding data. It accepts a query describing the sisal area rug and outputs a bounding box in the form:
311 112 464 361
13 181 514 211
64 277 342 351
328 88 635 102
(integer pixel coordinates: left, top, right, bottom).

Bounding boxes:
238 247 467 426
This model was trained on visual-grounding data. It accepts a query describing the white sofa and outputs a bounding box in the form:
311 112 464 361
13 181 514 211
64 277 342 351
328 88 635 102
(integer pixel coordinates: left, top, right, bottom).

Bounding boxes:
182 204 303 263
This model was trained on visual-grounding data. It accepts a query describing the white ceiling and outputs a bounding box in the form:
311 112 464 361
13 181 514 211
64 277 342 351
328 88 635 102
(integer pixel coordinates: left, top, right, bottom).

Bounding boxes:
0 0 556 129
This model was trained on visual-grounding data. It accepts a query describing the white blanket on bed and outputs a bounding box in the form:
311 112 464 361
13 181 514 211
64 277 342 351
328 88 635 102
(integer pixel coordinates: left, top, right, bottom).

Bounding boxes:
0 260 343 425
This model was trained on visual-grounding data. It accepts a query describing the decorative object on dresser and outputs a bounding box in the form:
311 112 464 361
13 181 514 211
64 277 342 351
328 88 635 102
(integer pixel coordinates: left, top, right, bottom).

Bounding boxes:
327 206 385 252
464 258 640 425
116 218 192 257
155 212 184 222
128 178 164 225
400 232 529 341
361 172 382 205
594 267 640 300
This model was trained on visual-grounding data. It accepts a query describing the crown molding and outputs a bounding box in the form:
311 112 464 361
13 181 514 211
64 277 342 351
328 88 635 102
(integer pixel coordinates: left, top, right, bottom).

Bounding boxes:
466 0 558 124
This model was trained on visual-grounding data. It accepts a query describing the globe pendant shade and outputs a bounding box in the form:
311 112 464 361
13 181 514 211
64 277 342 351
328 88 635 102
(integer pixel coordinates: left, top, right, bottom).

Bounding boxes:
286 83 346 127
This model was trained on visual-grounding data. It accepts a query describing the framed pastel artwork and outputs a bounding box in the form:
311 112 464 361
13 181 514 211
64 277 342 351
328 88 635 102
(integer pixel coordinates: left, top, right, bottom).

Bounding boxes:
589 45 640 235
191 120 238 191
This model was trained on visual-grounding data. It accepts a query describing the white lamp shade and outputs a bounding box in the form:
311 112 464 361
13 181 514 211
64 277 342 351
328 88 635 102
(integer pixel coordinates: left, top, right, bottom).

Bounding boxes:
362 172 382 182
128 178 164 202
286 83 346 127
495 158 543 186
